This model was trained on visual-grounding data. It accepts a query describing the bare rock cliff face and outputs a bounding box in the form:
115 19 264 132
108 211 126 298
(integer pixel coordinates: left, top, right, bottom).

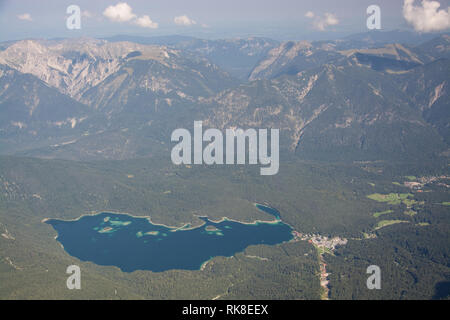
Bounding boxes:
0 39 172 100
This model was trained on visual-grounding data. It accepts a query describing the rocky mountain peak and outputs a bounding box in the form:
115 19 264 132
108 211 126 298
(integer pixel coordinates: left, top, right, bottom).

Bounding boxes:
0 39 174 100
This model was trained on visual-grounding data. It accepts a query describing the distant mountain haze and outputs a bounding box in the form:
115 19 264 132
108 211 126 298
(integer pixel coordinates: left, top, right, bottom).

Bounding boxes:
0 33 448 162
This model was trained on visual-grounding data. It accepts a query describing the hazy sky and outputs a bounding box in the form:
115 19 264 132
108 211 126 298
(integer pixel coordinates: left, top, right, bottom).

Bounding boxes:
0 0 449 41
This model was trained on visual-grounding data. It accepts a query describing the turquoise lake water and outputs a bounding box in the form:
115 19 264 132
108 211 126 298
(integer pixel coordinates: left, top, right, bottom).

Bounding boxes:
46 204 292 272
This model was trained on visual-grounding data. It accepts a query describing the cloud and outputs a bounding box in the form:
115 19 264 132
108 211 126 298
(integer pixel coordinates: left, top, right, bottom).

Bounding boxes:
82 10 94 19
305 12 339 31
103 2 136 22
134 15 158 29
403 0 450 32
174 15 197 26
17 13 32 21
103 2 158 29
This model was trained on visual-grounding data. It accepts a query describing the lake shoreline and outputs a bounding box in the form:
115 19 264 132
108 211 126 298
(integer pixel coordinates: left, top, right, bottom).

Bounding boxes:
42 202 284 231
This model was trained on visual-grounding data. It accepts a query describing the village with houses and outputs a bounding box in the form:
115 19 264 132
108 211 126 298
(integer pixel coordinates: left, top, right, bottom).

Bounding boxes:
291 231 348 299
403 175 450 192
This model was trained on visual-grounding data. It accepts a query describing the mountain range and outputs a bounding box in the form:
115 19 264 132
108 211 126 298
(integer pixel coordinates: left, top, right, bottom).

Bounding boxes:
0 32 448 162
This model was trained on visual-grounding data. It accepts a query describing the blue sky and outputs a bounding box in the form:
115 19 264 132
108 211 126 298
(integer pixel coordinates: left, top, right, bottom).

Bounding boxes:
0 0 449 41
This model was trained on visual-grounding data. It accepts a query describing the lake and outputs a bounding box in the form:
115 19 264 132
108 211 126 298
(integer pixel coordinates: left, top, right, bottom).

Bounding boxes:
46 204 293 272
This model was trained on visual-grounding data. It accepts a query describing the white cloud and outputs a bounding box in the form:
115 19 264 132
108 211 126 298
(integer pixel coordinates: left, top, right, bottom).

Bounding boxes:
82 10 94 19
17 13 32 21
174 15 197 26
103 2 136 22
403 0 450 32
305 12 339 31
322 13 339 27
103 2 158 29
134 15 158 29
